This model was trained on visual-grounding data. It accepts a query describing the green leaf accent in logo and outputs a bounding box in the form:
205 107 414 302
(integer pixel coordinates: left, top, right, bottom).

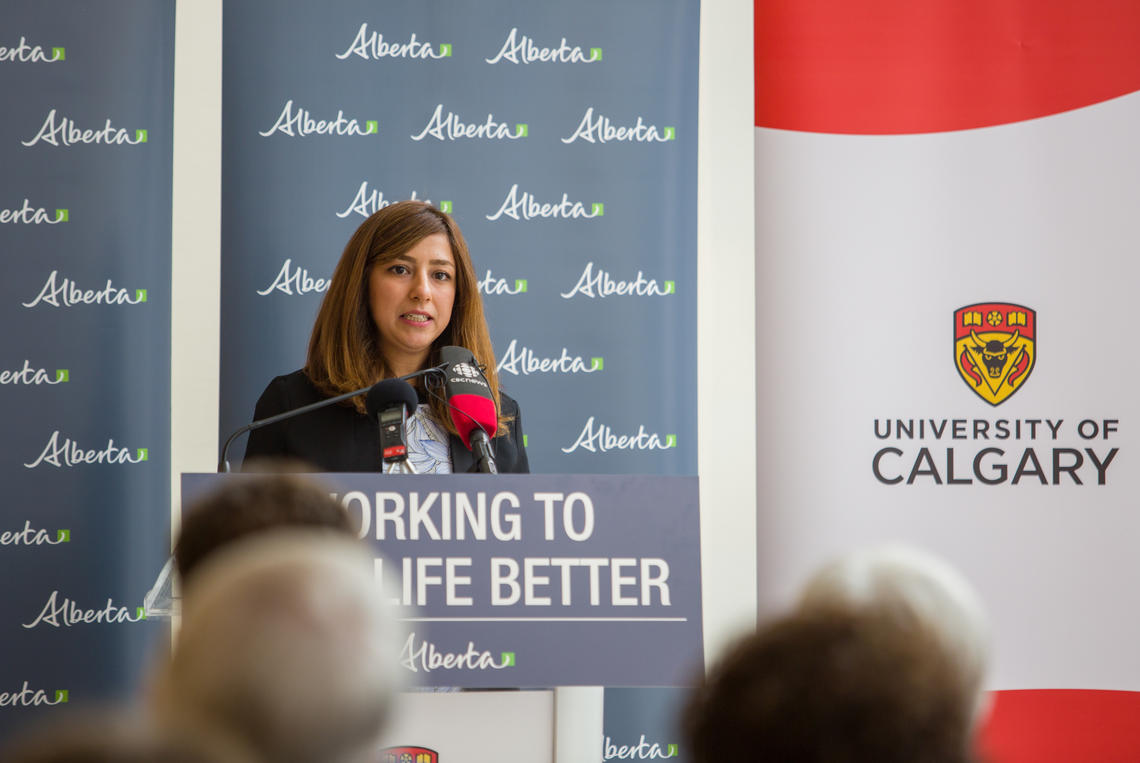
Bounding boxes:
439 43 452 57
501 652 516 666
135 129 147 143
365 120 378 134
516 123 528 137
54 690 69 703
664 280 675 294
55 369 69 382
440 201 453 213
57 529 71 542
136 607 147 620
135 289 147 302
590 47 603 60
666 434 677 448
591 202 604 216
590 357 604 371
53 47 66 61
523 435 528 447
55 209 68 222
137 448 149 461
515 279 527 292
664 126 676 140
667 743 679 756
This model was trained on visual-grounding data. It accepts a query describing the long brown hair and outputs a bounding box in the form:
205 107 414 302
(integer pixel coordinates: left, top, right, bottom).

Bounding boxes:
306 201 508 434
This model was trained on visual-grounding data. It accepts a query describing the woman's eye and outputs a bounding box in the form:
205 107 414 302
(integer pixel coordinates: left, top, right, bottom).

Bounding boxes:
433 271 452 281
389 264 408 275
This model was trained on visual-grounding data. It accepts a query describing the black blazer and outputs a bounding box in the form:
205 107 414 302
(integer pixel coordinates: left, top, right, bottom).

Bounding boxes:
243 370 529 474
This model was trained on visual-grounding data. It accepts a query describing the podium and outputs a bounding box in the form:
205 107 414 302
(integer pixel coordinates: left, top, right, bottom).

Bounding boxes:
182 472 704 689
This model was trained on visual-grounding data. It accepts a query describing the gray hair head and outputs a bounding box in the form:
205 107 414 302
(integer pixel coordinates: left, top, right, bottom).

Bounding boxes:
153 530 405 763
797 543 990 726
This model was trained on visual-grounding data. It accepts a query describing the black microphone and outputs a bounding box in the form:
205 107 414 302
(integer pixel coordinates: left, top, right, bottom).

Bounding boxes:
218 366 443 472
365 378 419 471
439 345 498 474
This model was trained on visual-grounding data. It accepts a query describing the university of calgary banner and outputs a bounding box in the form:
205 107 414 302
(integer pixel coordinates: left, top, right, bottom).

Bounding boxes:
0 1 173 741
754 1 1140 759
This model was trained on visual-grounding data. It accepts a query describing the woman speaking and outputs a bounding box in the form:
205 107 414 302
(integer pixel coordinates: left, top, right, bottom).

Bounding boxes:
244 201 528 473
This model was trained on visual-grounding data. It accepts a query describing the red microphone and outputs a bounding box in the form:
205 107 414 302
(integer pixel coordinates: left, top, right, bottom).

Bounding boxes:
439 346 498 473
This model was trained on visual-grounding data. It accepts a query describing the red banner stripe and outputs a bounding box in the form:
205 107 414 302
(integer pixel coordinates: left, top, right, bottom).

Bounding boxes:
978 689 1140 762
755 0 1140 134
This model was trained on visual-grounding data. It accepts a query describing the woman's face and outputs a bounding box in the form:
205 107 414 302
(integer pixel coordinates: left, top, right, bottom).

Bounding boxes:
368 232 457 375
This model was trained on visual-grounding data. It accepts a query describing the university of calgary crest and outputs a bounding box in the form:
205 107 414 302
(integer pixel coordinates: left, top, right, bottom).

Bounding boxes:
954 302 1035 406
380 746 438 763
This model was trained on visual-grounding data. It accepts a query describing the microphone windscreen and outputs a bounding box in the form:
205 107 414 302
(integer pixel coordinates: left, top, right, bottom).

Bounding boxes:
364 378 419 418
440 346 498 447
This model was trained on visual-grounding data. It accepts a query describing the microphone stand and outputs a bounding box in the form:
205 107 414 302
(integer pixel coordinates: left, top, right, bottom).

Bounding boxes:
218 365 444 472
386 458 418 474
468 429 498 474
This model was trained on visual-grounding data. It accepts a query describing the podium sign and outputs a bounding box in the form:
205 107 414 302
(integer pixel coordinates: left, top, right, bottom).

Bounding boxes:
183 473 703 688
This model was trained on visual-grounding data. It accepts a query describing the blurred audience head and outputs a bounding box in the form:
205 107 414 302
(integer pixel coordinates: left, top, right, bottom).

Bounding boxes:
685 607 975 763
175 468 357 583
796 543 990 724
152 530 403 763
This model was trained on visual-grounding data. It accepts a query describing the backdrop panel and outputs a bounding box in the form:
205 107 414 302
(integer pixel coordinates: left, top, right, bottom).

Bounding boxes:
217 2 700 757
218 0 699 476
755 1 1140 758
0 0 173 742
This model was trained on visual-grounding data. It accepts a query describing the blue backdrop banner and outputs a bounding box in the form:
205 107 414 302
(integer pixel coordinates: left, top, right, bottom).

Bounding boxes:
217 0 699 475
0 0 174 742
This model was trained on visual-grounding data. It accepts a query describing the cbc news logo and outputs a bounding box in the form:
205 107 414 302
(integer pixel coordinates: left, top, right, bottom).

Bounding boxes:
451 362 480 379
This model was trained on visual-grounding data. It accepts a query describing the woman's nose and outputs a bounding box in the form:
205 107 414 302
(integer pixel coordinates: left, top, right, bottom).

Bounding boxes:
409 271 432 300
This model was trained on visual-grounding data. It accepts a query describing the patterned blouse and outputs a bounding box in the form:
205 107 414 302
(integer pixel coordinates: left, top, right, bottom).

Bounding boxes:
383 404 452 474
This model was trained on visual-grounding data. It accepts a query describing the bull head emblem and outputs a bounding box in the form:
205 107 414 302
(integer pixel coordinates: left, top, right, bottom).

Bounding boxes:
954 303 1035 406
970 329 1020 378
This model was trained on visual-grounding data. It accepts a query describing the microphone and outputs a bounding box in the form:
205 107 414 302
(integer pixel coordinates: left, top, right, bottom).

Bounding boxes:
365 378 420 472
439 345 498 474
218 365 443 472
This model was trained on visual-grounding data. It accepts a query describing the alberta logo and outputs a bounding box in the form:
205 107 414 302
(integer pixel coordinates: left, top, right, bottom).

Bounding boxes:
954 302 1035 406
259 100 377 137
485 28 600 64
336 23 451 60
0 683 68 708
380 747 437 763
0 37 65 63
604 735 679 759
478 269 526 296
21 110 147 147
337 183 428 218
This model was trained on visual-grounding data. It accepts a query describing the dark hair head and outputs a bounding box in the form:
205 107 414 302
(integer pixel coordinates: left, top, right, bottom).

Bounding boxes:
175 471 356 582
684 608 975 763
